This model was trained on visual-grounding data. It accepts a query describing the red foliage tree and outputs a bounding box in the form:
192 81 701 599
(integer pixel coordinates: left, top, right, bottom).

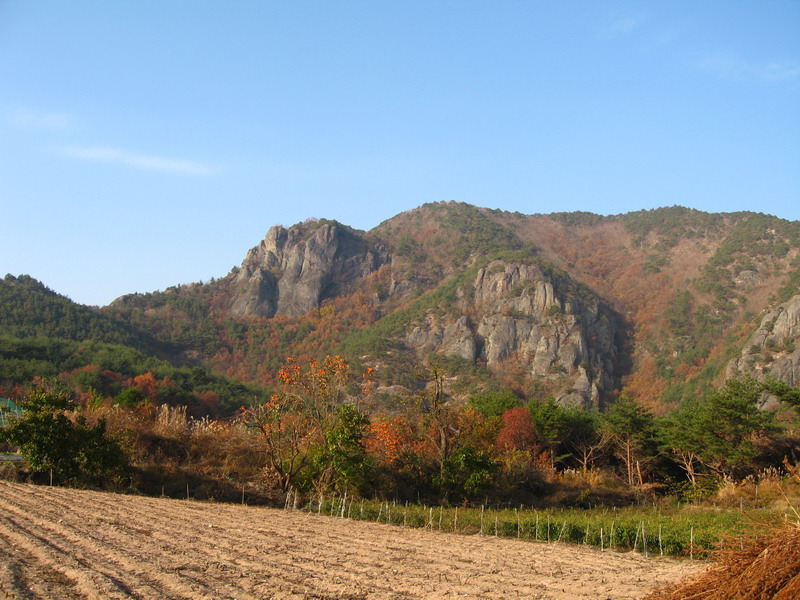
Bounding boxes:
496 406 536 453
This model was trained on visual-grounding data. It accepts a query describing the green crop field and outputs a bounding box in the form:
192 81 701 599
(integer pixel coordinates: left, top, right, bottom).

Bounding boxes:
305 495 788 559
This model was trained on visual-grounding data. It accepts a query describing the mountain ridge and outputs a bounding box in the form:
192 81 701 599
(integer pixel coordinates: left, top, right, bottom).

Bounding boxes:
4 202 799 413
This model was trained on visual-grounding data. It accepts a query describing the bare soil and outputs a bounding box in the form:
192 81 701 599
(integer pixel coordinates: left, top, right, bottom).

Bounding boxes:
0 482 701 600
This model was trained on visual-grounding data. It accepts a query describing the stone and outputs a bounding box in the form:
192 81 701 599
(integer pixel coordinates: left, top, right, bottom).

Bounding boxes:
229 222 388 317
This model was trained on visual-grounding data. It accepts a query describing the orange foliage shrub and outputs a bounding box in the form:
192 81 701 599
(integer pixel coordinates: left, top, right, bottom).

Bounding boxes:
366 417 413 467
132 372 159 400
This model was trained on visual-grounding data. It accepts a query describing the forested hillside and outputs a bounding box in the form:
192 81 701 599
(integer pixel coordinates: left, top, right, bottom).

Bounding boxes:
0 275 262 416
3 203 800 413
1 274 155 349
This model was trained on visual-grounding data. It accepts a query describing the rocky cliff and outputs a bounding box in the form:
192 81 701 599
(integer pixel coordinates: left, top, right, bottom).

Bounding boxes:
228 218 621 407
229 221 388 317
727 294 800 402
403 261 619 408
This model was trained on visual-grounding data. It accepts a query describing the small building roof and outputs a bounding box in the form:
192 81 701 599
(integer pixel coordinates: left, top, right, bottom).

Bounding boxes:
0 398 22 428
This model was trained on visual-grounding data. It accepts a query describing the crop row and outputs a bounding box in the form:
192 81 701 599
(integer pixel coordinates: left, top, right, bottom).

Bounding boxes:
300 495 782 559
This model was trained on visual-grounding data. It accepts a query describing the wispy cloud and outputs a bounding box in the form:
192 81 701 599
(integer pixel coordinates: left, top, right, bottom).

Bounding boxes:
759 61 800 82
8 109 76 131
598 15 645 39
698 53 800 82
58 145 218 176
648 26 683 49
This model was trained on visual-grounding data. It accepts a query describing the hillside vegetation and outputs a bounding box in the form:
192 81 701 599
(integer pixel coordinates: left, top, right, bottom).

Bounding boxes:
0 275 262 417
83 203 800 410
2 203 800 514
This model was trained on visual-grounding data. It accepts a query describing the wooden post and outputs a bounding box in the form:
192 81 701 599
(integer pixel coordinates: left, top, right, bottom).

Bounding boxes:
642 522 648 558
547 515 551 543
556 521 566 544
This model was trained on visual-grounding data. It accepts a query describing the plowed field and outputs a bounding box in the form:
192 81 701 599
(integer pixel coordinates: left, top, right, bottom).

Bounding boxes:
0 482 701 599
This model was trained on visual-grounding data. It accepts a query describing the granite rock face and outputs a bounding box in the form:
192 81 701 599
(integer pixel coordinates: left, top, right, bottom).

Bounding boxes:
228 226 621 407
403 261 620 409
727 294 800 404
229 222 388 317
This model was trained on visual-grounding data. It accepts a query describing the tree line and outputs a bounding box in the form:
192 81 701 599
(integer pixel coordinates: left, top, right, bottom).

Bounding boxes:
3 356 798 507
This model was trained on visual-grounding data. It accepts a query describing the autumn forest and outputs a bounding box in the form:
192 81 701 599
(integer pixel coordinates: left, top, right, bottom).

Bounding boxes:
2 202 800 513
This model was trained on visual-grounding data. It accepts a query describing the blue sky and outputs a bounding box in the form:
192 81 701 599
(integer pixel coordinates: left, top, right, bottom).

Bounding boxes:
2 1 798 306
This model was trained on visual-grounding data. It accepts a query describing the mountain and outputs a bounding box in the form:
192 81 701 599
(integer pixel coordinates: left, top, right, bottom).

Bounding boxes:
4 203 799 413
96 202 800 411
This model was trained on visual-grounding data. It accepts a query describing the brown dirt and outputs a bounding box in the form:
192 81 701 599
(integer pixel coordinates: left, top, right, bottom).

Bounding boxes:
0 482 701 600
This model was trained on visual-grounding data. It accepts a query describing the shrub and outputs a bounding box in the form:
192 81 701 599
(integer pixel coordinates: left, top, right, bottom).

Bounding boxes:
1 384 128 486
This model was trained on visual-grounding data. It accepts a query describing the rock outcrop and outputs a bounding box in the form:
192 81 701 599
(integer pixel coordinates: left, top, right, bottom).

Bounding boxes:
403 261 620 409
229 221 388 317
727 294 800 399
226 222 619 407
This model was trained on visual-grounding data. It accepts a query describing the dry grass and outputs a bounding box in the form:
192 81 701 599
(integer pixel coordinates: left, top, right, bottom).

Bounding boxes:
712 467 800 511
75 402 270 501
645 523 800 600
